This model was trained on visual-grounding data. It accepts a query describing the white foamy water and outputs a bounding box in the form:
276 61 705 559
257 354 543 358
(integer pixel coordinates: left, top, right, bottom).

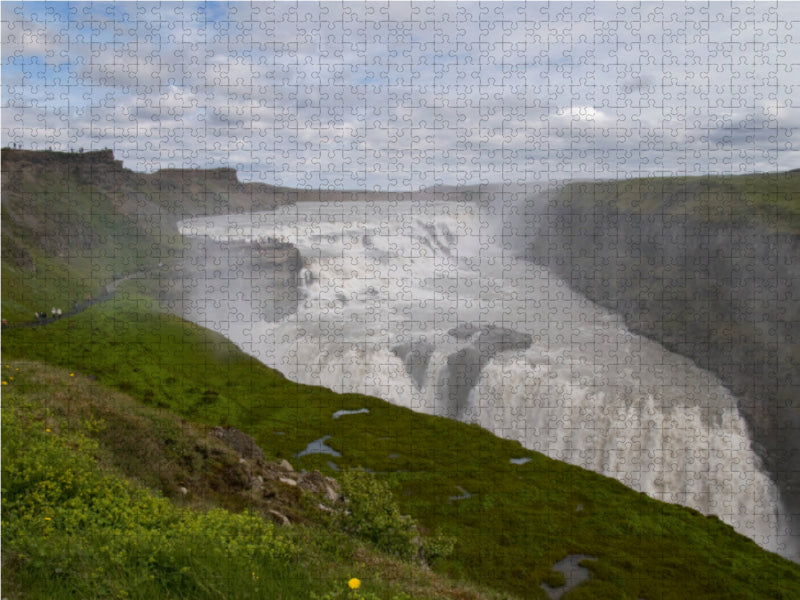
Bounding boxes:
180 197 795 559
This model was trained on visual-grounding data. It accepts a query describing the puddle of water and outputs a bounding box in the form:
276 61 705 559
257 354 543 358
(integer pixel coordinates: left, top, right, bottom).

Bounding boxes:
327 461 340 471
388 453 401 459
448 486 472 502
296 435 342 457
510 457 531 465
332 408 370 419
540 554 598 600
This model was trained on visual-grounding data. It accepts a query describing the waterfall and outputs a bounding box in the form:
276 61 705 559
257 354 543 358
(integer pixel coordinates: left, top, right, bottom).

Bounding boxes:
179 197 795 560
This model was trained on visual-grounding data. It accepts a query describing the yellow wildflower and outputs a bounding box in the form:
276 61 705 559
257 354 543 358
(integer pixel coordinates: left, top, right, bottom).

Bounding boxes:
44 517 51 521
348 578 361 590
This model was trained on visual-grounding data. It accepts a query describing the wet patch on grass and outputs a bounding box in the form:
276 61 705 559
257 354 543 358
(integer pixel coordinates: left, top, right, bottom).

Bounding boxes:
297 435 342 457
541 555 598 599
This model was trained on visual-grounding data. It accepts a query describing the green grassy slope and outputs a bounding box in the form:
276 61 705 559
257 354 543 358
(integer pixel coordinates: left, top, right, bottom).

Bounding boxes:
1 150 179 321
2 360 513 600
3 293 799 599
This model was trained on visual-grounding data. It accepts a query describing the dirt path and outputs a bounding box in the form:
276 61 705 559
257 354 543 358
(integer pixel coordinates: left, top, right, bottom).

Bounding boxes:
3 268 160 330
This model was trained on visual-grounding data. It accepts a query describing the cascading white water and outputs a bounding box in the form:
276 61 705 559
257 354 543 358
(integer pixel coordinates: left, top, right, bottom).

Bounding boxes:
179 197 794 559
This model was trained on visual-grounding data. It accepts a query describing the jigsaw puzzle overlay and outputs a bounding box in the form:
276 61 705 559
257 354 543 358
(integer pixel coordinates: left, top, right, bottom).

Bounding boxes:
3 0 799 575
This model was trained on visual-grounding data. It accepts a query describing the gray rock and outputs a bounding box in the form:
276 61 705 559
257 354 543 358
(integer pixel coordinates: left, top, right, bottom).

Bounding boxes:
268 509 291 525
441 346 483 419
324 484 339 503
448 324 533 355
250 475 264 492
392 341 435 389
474 326 532 354
210 426 265 461
298 470 326 493
447 324 482 339
438 326 533 418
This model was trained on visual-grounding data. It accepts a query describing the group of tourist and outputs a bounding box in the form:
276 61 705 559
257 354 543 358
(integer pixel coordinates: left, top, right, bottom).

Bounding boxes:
35 307 63 321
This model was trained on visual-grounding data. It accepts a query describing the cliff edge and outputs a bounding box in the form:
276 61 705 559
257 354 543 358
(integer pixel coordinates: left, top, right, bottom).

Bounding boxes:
524 173 800 521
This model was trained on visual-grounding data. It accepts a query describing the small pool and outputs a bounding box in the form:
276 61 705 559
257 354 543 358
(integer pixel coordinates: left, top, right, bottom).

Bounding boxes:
296 435 342 457
332 408 370 419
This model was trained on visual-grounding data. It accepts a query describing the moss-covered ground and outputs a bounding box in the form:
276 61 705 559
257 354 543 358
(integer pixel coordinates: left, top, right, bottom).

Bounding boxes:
3 288 799 599
2 359 514 600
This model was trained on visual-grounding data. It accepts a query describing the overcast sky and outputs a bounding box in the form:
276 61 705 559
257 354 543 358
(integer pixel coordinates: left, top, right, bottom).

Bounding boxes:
3 2 799 190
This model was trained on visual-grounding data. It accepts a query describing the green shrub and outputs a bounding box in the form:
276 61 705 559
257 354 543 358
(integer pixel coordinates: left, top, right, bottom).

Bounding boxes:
336 469 418 560
420 530 456 564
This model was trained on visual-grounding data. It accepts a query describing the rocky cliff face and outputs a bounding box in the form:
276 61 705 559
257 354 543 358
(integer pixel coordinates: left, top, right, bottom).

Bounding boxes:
1 148 290 232
523 175 800 519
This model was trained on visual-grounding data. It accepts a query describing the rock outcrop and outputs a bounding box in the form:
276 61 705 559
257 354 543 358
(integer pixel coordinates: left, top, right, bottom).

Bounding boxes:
210 426 266 461
204 428 341 525
394 325 533 418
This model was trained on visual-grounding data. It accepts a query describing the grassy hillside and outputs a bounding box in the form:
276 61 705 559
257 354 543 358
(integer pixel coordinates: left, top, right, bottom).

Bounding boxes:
1 149 179 321
2 359 511 600
3 292 800 599
3 150 800 598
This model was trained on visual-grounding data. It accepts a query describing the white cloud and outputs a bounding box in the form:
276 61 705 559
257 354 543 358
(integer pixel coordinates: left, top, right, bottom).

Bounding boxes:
3 2 800 188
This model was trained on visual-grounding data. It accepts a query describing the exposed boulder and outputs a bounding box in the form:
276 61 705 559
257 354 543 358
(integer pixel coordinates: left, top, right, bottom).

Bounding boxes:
439 325 533 418
297 469 341 503
210 426 266 461
392 341 435 389
474 326 532 354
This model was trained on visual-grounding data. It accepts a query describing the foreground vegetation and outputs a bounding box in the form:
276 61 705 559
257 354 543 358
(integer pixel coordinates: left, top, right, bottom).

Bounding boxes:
3 292 800 599
3 360 509 600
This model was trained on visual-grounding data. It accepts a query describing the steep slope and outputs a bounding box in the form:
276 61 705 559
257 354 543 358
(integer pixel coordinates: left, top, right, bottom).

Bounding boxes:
3 360 514 600
3 297 800 599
